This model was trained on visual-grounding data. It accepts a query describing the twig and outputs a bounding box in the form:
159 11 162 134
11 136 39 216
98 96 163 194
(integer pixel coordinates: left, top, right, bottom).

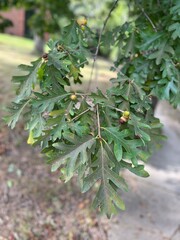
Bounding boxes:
87 0 119 90
106 105 124 113
76 93 91 96
70 108 90 122
96 104 101 138
141 8 157 32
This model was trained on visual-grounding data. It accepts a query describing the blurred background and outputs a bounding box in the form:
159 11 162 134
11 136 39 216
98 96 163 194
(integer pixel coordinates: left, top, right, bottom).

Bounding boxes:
0 1 180 239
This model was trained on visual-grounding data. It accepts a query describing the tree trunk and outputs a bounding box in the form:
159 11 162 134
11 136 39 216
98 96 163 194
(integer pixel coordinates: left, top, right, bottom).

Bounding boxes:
33 34 45 55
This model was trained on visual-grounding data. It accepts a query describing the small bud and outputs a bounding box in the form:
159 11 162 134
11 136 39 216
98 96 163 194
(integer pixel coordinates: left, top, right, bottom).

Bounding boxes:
134 53 138 58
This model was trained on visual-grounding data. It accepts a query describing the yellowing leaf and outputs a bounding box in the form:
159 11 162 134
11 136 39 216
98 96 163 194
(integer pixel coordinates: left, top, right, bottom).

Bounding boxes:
27 130 35 145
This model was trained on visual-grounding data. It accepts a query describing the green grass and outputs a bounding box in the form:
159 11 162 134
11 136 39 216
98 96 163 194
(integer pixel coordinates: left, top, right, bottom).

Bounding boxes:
0 33 34 51
0 33 115 111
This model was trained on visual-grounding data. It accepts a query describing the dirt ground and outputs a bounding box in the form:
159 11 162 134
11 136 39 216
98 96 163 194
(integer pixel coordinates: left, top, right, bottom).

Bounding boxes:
0 124 112 240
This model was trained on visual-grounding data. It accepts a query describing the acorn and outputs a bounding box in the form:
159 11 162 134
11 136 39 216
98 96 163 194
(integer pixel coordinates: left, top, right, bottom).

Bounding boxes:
119 111 130 124
123 111 130 118
70 94 77 101
77 17 87 26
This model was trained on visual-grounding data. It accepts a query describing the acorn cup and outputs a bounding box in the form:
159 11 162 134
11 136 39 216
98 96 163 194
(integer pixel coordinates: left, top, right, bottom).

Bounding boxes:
42 53 48 61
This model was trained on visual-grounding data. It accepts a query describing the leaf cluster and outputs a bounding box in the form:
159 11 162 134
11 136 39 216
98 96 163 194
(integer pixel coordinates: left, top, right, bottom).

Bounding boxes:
103 0 180 107
6 0 179 218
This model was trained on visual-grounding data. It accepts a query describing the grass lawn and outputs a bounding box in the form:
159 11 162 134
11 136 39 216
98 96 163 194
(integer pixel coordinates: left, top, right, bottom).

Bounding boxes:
0 33 115 111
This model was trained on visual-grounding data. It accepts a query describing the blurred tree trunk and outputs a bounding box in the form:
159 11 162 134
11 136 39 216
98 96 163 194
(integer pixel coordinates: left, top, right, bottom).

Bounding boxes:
152 96 158 112
33 34 45 55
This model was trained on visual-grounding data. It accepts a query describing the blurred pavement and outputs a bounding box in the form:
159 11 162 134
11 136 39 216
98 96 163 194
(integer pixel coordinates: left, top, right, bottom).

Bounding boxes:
108 101 180 240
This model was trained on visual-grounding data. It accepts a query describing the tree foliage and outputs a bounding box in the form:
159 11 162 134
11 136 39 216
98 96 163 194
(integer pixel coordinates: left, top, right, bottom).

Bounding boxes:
0 0 73 36
5 0 180 217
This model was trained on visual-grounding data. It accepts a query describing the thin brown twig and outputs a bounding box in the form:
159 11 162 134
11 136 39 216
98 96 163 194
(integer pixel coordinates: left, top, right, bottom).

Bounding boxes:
87 0 119 91
106 105 124 113
141 7 157 32
70 108 90 122
96 104 101 138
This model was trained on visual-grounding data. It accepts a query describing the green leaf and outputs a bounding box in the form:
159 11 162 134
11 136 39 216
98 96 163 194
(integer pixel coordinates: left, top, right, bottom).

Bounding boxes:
128 114 151 142
63 21 79 44
103 127 143 164
47 50 72 73
168 22 180 40
45 65 67 87
51 136 95 181
27 113 46 137
114 141 122 162
13 58 42 102
148 40 173 65
124 31 135 57
164 81 178 100
32 90 70 113
139 32 163 50
86 143 127 217
120 160 149 178
5 99 30 129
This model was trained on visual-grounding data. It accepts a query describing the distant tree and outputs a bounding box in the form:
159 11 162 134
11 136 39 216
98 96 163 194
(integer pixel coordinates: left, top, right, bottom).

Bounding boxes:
0 15 13 32
0 0 73 53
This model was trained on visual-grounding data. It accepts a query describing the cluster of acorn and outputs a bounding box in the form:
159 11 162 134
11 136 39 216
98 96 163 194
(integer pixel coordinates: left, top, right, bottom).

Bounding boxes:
70 94 130 125
119 111 130 124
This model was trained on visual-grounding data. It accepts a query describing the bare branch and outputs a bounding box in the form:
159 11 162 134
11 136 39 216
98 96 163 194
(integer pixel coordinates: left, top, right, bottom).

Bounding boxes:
70 108 90 122
87 0 119 90
106 105 124 113
141 8 157 32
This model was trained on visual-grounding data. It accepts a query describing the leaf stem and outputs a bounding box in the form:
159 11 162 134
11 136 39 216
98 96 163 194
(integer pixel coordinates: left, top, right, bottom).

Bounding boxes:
140 8 157 32
96 104 102 139
106 105 124 113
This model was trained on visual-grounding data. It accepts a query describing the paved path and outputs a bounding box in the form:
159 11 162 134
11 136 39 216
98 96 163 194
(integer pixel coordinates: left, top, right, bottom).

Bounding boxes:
108 101 180 240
